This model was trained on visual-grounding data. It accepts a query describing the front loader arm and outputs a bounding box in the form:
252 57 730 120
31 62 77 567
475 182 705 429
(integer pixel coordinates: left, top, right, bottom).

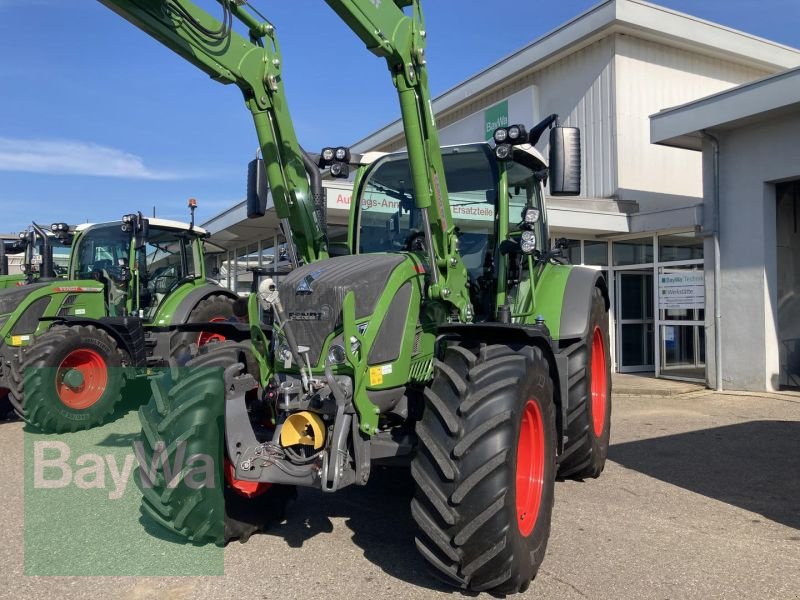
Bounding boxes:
324 0 471 319
97 0 328 264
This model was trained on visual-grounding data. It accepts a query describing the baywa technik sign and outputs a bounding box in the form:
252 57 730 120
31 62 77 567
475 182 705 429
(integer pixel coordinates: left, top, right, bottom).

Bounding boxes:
659 272 705 310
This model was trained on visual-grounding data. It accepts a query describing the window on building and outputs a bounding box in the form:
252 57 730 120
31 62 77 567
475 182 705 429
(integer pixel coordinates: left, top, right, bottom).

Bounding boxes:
584 240 609 266
659 233 703 262
613 237 654 266
562 239 581 264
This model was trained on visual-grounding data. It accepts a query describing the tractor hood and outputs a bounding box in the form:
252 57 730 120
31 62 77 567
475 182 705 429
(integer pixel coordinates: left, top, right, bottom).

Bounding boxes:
277 253 412 367
0 282 49 317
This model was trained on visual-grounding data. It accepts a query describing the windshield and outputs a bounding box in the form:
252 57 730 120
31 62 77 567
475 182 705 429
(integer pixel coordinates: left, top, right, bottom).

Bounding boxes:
356 144 498 283
73 224 131 277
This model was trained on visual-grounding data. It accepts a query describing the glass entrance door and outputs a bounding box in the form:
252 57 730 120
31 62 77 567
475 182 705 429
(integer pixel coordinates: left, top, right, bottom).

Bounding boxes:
616 271 654 372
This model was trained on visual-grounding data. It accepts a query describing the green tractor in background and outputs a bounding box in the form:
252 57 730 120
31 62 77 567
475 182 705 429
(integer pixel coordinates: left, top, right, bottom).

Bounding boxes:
98 0 612 595
0 222 74 289
0 208 239 432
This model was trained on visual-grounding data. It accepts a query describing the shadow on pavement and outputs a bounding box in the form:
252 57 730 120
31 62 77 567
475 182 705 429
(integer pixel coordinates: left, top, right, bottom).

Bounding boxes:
610 420 800 529
265 466 460 595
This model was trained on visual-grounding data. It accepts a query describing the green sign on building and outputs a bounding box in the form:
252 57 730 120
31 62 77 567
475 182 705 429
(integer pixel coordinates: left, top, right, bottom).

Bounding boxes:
484 100 509 141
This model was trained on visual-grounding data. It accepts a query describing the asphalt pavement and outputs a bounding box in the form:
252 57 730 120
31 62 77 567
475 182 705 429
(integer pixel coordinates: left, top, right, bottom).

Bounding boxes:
1 388 798 599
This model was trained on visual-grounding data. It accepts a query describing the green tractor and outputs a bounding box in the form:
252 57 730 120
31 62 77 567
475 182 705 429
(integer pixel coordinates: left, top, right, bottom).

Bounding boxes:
0 222 73 289
99 0 611 594
0 210 239 431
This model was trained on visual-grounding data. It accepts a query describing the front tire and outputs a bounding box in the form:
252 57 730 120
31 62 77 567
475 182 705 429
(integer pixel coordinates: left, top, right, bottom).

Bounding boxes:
411 342 556 595
20 325 128 433
137 341 293 544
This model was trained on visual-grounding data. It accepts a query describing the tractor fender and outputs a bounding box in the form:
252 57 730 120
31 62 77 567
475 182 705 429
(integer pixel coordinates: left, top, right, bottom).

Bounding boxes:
41 316 147 368
169 284 238 325
558 267 610 343
436 322 566 446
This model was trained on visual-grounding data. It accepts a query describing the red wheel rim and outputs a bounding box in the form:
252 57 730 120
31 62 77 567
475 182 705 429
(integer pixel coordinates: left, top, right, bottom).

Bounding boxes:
516 399 545 537
198 316 227 346
55 349 108 410
590 327 607 438
224 457 271 498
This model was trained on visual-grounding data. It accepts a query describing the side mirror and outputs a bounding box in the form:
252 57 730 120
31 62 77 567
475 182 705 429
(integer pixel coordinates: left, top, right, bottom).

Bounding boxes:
549 127 581 196
247 158 269 218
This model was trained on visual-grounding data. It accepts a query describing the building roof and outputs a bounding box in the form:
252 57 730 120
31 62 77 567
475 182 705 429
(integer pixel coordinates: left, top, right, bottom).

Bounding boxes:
351 0 800 153
650 66 800 150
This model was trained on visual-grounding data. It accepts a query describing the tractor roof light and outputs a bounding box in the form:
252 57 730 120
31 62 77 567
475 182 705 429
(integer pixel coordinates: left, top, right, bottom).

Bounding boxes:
494 124 529 146
495 143 513 161
334 147 350 162
521 207 541 227
507 124 528 144
493 127 508 144
330 162 350 179
520 230 537 254
122 214 135 224
320 147 335 164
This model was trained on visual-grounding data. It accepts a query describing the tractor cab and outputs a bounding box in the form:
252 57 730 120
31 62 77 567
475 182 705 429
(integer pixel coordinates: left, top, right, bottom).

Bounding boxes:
350 142 551 321
70 217 207 319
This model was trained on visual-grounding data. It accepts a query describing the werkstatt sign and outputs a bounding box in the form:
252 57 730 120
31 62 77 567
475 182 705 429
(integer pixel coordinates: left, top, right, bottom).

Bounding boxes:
484 101 509 141
658 272 705 309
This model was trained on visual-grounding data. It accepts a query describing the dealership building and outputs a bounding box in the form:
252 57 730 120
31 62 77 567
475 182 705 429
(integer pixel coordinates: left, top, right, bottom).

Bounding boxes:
203 0 800 391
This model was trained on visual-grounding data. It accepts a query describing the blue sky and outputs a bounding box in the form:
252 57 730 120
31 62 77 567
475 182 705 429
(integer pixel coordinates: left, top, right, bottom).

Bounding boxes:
1 0 798 232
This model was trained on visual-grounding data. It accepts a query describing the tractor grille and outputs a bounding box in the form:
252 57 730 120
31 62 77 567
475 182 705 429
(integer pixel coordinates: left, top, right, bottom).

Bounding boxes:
278 254 407 366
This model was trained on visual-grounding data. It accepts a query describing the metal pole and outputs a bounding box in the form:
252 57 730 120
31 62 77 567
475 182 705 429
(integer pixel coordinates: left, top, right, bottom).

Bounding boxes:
702 131 723 391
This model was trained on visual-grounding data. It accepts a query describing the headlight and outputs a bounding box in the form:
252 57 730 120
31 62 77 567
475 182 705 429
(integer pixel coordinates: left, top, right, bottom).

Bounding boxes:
349 335 360 356
330 162 349 178
334 147 350 162
507 124 527 143
493 127 508 144
522 207 541 225
495 144 512 161
321 147 335 162
327 344 346 365
520 230 537 254
277 344 292 364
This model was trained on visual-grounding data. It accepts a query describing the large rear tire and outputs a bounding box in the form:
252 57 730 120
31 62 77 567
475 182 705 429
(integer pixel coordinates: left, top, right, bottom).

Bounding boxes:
20 325 128 433
411 342 556 595
137 341 293 544
557 286 612 479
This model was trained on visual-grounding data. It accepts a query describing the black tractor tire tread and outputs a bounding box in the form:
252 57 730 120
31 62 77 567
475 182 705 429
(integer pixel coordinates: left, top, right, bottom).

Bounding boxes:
20 324 129 433
557 286 612 480
137 340 292 545
411 342 556 595
7 347 24 416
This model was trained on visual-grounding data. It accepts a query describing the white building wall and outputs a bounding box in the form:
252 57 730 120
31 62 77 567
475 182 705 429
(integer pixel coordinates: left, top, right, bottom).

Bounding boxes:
702 114 800 391
532 37 618 199
616 35 770 210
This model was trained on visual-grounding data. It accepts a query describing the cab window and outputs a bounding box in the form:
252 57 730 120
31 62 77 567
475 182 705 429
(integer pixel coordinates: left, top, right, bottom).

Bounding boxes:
356 144 498 285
